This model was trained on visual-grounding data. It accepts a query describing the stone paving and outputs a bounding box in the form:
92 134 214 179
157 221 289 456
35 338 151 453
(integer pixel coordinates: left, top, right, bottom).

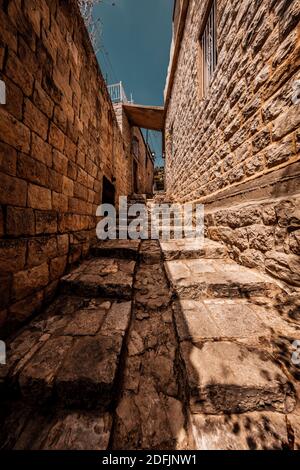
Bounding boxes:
0 203 300 450
111 240 189 449
161 236 300 450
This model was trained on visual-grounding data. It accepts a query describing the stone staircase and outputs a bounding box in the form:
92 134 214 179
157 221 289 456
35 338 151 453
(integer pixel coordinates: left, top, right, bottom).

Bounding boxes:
159 234 300 450
0 197 299 450
0 233 140 449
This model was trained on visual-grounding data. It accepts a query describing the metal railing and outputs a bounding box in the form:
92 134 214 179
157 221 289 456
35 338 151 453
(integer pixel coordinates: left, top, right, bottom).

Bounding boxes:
108 82 133 104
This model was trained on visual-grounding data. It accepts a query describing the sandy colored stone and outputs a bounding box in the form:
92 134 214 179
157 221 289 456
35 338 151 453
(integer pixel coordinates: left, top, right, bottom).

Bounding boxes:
160 238 228 261
191 412 289 450
165 258 281 299
180 341 296 414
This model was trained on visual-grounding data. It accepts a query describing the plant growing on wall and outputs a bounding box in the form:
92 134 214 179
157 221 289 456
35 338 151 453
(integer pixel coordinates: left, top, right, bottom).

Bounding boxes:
78 0 103 53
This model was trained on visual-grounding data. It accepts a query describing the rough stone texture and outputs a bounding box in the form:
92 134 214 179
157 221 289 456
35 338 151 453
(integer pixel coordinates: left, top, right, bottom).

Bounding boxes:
173 298 299 346
191 412 289 450
181 341 295 414
111 241 190 450
91 239 141 260
165 0 300 202
164 0 300 289
60 258 136 300
0 0 153 336
206 196 300 286
113 103 154 196
1 295 131 408
165 257 281 299
0 402 112 450
160 238 228 261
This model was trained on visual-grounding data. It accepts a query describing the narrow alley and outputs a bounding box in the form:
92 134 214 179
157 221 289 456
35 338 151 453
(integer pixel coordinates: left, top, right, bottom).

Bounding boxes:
0 0 300 454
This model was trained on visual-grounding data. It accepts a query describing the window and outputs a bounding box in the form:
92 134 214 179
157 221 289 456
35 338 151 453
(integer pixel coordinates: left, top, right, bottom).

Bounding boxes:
199 0 218 97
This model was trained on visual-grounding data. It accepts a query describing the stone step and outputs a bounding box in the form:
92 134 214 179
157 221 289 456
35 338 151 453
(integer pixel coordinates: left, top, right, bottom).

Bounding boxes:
173 298 298 347
154 227 201 239
1 295 132 409
0 403 112 450
165 258 281 299
91 240 141 260
191 411 289 450
160 238 228 261
180 340 295 415
60 257 136 300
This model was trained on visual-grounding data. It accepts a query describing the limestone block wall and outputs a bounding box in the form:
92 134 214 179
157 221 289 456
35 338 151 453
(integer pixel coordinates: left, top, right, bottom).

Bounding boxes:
113 102 154 195
0 0 129 335
165 0 300 286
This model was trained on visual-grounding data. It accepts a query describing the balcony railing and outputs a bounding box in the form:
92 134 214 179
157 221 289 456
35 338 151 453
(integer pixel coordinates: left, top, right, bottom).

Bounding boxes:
108 82 133 104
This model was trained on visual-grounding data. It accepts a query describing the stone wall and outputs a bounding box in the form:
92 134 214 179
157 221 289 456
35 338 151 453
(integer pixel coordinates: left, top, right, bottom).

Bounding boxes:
113 102 154 195
165 0 300 286
0 0 130 335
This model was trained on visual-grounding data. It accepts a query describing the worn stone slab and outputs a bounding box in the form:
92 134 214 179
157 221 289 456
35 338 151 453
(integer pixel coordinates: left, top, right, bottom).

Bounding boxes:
113 378 187 450
139 240 162 264
191 412 289 450
134 263 172 309
19 336 74 404
6 295 131 407
165 259 281 299
60 258 135 300
1 404 112 450
56 302 131 408
173 298 298 345
180 341 296 414
91 240 141 260
0 329 50 390
39 411 112 450
160 238 228 261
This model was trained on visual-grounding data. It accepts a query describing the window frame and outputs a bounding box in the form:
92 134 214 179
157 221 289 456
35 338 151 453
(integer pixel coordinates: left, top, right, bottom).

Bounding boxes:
198 0 218 98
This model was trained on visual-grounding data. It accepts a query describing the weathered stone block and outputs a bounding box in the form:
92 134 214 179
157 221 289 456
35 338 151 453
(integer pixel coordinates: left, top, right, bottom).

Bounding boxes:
5 50 34 96
273 105 300 140
181 341 295 414
239 248 265 269
0 141 17 177
0 109 30 153
28 183 52 210
17 152 48 187
28 236 57 267
6 206 35 236
24 99 49 140
48 122 65 151
0 239 27 273
50 255 67 280
19 336 73 404
9 290 44 323
57 234 69 255
13 262 49 300
192 412 288 450
31 132 52 167
35 210 57 234
247 225 274 252
265 251 300 286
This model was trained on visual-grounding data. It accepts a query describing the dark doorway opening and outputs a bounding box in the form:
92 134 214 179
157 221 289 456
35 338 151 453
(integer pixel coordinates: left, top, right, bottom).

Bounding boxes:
102 176 115 206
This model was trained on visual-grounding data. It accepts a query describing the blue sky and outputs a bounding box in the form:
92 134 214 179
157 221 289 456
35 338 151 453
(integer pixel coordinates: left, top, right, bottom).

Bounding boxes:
93 0 174 166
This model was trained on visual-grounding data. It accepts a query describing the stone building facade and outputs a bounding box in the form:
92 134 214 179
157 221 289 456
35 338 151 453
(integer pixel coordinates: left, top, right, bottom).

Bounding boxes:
0 0 152 336
113 101 155 196
164 0 300 287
